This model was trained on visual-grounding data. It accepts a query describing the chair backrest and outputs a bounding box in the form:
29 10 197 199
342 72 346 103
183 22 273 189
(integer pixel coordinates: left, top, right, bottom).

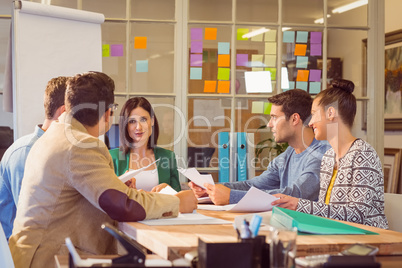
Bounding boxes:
0 224 14 268
384 193 402 233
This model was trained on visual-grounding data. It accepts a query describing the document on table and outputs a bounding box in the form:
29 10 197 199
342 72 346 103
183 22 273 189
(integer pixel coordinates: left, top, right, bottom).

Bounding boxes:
118 159 160 183
178 168 214 189
197 187 279 213
139 211 232 226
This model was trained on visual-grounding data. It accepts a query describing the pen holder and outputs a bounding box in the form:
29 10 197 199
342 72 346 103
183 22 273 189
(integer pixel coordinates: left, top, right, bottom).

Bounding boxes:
197 236 269 268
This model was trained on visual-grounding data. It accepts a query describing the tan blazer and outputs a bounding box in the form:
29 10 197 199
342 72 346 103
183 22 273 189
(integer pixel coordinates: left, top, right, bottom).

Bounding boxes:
9 113 179 268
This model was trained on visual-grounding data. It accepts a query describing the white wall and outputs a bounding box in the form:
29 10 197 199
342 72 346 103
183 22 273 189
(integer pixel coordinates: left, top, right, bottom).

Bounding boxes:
384 0 402 149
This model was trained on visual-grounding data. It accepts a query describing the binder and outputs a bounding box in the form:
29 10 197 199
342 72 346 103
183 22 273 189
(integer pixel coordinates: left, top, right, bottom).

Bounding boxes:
246 133 255 180
218 132 230 183
271 207 378 235
237 132 248 181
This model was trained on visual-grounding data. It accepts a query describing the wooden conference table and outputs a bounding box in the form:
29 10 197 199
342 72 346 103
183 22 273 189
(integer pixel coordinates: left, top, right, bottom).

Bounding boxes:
118 209 402 262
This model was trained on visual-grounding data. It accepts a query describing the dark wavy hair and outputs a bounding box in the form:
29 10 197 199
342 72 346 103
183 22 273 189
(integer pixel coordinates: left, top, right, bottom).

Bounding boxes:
119 97 159 154
315 79 356 128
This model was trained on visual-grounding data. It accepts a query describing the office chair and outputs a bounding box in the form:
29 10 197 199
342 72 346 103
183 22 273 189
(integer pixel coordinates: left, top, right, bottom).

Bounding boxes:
384 193 402 233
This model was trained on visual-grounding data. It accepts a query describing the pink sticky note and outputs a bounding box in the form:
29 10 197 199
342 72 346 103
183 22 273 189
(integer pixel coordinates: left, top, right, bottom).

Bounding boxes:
309 69 321 82
111 44 123 57
310 32 322 44
190 54 203 66
237 54 248 67
191 28 203 40
191 41 203 53
310 43 322 56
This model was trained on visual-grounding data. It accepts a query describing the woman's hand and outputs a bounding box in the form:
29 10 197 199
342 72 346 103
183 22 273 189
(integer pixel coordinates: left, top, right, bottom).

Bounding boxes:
271 193 299 210
151 183 168 193
188 181 208 198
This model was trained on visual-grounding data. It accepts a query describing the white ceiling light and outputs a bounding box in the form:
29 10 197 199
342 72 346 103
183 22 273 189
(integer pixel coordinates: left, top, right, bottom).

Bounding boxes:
314 14 331 24
332 0 368 14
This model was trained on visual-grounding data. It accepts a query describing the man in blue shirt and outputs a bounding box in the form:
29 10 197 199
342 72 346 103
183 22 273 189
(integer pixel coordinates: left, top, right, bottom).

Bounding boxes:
0 76 68 240
189 89 330 205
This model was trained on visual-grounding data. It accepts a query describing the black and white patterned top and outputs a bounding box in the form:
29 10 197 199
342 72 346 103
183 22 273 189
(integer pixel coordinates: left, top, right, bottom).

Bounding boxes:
297 139 389 229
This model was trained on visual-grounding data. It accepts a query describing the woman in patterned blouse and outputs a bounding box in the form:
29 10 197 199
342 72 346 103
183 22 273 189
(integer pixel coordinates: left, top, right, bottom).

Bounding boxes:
272 79 388 229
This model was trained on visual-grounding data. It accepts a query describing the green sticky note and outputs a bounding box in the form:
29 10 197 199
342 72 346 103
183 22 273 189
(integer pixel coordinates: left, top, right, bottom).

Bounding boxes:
251 101 264 114
296 56 308 68
264 68 276 81
296 31 308 43
102 44 110 57
136 60 148 72
190 67 202 80
237 28 249 41
283 31 295 43
218 68 230 80
264 102 272 114
296 81 308 91
309 82 321 94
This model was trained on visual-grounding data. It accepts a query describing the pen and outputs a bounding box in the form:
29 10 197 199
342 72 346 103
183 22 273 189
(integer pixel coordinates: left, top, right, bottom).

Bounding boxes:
240 219 252 239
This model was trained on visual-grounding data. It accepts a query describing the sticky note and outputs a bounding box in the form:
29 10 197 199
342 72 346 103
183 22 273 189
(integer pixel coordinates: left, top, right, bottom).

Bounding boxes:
296 56 308 68
310 43 322 56
102 44 110 57
190 54 203 66
134 36 147 49
190 67 202 80
296 70 309 82
264 30 276 42
309 69 321 82
111 44 123 57
205 28 217 40
264 102 272 114
252 68 264 72
136 60 148 72
265 68 276 81
251 101 264 114
264 55 276 67
265 42 277 55
283 31 295 43
251 33 263 42
296 81 308 91
218 42 230 54
218 68 230 80
294 44 307 56
251 54 264 67
218 54 230 67
237 54 248 67
191 41 203 53
309 82 321 94
204 80 217 93
288 81 295 90
191 28 203 40
296 31 308 43
217 81 230 93
310 32 322 43
237 28 249 41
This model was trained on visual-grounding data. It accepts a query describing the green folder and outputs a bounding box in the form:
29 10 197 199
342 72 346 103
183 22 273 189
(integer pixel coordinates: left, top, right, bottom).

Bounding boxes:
271 207 378 235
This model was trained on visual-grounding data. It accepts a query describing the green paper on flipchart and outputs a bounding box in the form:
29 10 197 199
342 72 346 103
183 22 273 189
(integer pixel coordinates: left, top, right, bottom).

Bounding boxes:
271 207 378 235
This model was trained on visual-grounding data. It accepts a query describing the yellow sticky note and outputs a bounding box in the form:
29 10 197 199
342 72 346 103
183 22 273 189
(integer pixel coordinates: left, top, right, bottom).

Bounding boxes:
251 33 263 42
251 101 264 114
265 42 277 55
264 30 277 42
217 81 230 93
134 36 147 49
204 80 217 93
218 54 230 67
264 55 276 67
296 70 309 82
252 68 264 72
102 44 110 57
294 44 307 56
218 68 230 80
205 28 217 40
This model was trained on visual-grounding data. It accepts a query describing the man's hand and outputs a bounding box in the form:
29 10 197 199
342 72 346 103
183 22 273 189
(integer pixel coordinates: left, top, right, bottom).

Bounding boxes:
175 190 198 213
204 184 230 205
151 183 168 193
188 181 208 198
271 193 299 210
125 178 137 189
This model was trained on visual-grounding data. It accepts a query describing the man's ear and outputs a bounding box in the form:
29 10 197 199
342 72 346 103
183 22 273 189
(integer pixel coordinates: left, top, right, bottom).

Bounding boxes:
291 113 301 125
104 108 111 124
54 105 66 119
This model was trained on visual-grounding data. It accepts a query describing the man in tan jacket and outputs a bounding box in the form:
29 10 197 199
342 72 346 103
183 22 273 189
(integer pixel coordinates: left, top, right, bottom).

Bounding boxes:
9 71 197 268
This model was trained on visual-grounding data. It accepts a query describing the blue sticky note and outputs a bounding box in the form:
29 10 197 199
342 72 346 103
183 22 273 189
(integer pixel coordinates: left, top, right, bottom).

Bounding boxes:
296 31 308 43
190 67 202 80
288 81 295 90
296 56 308 68
309 82 321 94
218 42 230 55
136 60 148 72
296 81 308 91
283 31 295 43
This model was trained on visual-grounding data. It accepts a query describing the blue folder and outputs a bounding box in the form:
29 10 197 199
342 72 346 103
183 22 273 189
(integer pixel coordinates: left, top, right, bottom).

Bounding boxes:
218 132 230 183
237 132 247 181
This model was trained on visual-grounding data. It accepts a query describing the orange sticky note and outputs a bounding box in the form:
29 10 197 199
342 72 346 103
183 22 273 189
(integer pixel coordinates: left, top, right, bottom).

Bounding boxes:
217 81 230 93
218 54 230 67
204 80 217 93
134 36 147 49
296 70 309 82
294 44 307 56
205 28 217 40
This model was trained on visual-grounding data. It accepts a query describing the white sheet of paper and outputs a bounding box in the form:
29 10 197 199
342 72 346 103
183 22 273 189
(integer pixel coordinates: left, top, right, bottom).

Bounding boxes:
178 168 214 189
131 169 158 191
139 212 232 226
197 187 279 213
159 185 178 195
197 196 213 204
118 159 160 183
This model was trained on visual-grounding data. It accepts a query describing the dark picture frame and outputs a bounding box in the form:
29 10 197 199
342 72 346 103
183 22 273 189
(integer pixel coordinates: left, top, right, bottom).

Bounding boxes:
384 148 401 194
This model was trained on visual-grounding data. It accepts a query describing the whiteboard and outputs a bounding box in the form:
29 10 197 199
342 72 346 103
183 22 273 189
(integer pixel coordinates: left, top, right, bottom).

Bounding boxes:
12 1 104 138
